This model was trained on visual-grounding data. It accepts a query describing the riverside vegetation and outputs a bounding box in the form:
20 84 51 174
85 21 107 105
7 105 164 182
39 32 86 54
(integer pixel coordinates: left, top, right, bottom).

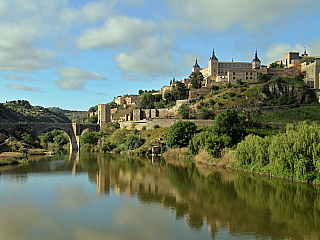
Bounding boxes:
1 75 320 184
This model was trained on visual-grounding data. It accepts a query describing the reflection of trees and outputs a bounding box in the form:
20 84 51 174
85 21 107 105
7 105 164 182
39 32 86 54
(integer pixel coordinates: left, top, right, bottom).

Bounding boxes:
79 154 320 239
234 173 320 238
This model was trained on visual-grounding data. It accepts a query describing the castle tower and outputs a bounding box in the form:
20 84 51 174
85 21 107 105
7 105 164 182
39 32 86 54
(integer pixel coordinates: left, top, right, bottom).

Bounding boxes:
192 58 201 72
209 47 218 76
98 104 111 127
252 49 261 69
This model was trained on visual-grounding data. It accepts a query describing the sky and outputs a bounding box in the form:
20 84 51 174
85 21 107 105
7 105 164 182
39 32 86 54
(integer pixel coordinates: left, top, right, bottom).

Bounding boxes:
0 0 320 111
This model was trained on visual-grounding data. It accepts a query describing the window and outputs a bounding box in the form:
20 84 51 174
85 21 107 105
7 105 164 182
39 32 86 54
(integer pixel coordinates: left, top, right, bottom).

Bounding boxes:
246 77 248 79
233 72 235 75
233 77 235 79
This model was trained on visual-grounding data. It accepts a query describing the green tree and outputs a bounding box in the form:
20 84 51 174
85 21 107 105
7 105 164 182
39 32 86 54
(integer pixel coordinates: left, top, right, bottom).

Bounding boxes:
178 103 189 119
88 105 98 113
123 135 145 151
257 73 271 83
136 93 155 109
80 132 99 146
189 71 203 89
109 101 117 109
199 108 215 119
212 109 246 145
172 81 188 100
167 121 197 148
88 115 98 124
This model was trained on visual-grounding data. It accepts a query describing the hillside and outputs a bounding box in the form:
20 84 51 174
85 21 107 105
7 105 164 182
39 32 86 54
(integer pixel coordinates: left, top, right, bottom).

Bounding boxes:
0 100 73 123
188 76 318 115
48 107 88 123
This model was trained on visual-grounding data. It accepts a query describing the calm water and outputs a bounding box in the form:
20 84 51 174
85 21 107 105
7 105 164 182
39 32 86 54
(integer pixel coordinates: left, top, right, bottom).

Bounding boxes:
0 153 319 240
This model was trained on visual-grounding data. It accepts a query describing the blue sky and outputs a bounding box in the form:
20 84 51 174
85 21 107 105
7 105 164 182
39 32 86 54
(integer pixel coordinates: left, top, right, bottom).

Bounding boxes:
0 0 320 111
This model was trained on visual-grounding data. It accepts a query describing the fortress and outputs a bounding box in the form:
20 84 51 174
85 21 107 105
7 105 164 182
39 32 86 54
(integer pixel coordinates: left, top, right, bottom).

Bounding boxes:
91 48 320 128
191 48 267 86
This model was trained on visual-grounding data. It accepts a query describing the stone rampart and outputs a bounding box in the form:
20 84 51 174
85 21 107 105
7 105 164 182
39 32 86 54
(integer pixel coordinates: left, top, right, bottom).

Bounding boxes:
145 119 214 130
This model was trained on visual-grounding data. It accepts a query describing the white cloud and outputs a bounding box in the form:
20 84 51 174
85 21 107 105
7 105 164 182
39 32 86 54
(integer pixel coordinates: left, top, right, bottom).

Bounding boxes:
54 67 107 90
264 42 304 64
77 15 155 49
6 83 41 91
166 0 313 31
4 74 34 81
59 0 116 25
56 67 106 81
114 37 176 78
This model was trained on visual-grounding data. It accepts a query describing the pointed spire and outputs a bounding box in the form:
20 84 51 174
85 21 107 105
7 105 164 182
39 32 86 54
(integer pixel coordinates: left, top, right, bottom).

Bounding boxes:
210 47 218 60
193 57 200 68
253 49 260 62
304 47 307 55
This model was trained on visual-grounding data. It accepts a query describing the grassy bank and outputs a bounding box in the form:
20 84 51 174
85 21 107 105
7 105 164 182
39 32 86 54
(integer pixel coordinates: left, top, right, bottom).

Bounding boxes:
0 152 27 166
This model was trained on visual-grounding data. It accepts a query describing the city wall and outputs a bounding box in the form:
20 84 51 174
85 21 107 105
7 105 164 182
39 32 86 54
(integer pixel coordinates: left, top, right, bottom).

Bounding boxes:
120 119 214 130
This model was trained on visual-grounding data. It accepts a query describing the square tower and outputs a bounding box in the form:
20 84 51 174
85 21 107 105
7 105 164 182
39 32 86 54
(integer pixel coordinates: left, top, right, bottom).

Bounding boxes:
98 104 111 127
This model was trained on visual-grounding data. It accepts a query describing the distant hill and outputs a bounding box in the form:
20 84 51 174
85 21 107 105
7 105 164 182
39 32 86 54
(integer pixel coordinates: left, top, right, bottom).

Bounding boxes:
0 100 87 123
48 107 88 123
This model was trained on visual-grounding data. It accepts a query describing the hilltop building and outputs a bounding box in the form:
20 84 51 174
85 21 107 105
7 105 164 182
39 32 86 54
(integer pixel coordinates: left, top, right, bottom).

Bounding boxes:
191 48 267 86
283 49 320 89
114 95 139 106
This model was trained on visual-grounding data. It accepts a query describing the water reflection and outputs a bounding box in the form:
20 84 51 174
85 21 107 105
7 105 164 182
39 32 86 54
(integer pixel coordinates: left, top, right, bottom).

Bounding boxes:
0 153 320 239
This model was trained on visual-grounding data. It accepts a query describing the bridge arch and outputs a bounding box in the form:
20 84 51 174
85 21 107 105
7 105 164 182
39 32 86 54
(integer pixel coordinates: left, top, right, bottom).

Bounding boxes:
0 122 100 152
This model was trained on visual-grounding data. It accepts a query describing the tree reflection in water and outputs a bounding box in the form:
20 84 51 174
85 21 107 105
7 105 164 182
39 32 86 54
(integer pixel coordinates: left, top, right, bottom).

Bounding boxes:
77 153 320 239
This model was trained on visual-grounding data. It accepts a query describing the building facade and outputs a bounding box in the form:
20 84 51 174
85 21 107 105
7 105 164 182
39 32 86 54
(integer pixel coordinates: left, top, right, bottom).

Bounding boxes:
192 48 265 86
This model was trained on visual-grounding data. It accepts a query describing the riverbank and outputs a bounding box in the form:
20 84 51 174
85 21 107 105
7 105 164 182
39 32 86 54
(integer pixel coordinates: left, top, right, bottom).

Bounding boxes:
0 149 55 166
0 152 27 166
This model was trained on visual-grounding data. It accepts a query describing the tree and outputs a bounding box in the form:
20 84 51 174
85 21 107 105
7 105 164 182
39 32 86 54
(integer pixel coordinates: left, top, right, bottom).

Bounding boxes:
123 135 145 151
80 132 99 146
257 73 271 83
136 93 155 109
199 108 215 119
212 109 246 145
109 101 117 109
172 81 188 100
88 115 98 124
178 103 189 119
138 89 144 95
269 61 285 68
189 71 203 89
167 121 197 148
88 105 98 113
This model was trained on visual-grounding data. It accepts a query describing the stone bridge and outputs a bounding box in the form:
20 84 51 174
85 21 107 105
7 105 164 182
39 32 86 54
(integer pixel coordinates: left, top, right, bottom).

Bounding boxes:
0 122 100 152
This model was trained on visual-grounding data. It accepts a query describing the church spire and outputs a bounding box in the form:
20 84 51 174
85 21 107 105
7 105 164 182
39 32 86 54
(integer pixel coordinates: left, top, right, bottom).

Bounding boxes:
253 49 260 62
193 57 200 68
210 47 218 60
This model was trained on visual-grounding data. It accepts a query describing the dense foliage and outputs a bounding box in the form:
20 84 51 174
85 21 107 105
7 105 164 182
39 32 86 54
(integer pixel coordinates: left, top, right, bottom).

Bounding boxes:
233 122 320 183
38 129 69 147
167 121 197 148
122 135 145 151
212 109 246 145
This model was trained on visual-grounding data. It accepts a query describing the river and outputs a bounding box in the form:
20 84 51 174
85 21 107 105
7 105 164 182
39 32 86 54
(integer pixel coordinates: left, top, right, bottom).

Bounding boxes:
0 153 319 240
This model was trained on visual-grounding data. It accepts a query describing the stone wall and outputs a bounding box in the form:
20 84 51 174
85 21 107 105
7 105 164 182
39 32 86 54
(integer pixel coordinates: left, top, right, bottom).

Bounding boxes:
119 121 146 130
146 119 214 130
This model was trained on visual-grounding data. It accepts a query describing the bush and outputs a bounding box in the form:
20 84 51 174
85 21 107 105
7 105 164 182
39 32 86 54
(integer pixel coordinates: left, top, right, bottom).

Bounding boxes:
80 132 99 146
188 131 211 154
233 122 320 182
123 135 145 151
199 109 215 119
212 109 246 145
167 121 197 148
205 134 232 157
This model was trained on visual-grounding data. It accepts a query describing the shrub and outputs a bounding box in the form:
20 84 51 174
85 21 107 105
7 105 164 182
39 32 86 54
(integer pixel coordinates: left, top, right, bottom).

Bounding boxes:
212 109 246 145
167 121 197 148
205 134 232 157
123 135 145 151
233 122 320 182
